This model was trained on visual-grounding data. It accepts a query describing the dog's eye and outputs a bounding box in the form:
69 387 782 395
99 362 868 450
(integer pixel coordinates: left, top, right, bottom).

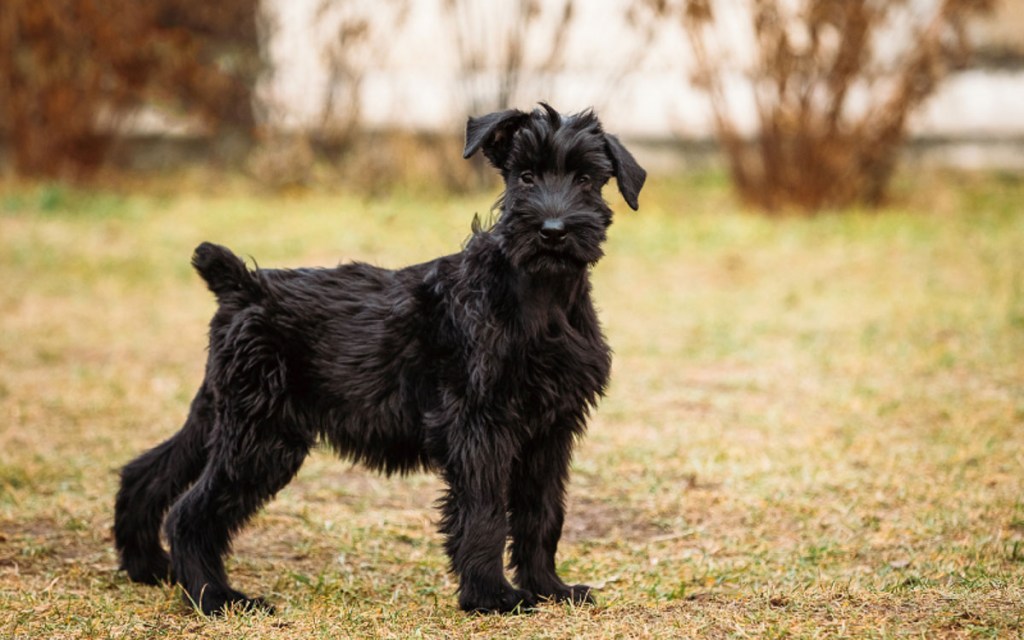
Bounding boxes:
519 172 535 186
575 174 591 186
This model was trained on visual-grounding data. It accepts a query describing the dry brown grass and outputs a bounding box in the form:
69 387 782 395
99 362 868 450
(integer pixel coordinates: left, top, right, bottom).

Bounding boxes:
1 171 1022 638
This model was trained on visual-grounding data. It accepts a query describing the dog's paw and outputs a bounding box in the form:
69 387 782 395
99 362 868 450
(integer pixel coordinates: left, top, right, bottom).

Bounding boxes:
522 578 596 606
220 595 275 616
120 553 173 586
190 587 276 617
459 583 538 615
550 583 595 606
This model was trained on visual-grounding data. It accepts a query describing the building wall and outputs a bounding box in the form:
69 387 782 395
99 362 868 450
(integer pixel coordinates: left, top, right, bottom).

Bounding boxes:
262 0 1024 142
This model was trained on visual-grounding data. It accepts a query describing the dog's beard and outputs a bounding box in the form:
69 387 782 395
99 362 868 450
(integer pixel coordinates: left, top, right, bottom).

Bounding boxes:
523 242 602 275
500 227 604 275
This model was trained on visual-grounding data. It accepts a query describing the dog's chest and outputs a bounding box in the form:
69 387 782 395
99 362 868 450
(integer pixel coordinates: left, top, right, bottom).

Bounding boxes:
491 312 610 423
505 280 609 399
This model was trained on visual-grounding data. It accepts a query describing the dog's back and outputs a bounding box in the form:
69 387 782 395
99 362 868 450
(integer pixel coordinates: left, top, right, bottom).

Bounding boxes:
191 240 445 473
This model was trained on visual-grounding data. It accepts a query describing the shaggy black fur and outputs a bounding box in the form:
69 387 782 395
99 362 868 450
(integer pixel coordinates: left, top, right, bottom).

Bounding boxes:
114 104 646 616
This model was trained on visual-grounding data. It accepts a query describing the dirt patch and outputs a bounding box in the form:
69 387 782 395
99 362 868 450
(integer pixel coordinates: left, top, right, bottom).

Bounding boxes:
0 514 117 587
565 493 671 543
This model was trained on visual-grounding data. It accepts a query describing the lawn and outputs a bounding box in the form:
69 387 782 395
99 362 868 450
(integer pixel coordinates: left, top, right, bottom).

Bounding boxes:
1 171 1022 638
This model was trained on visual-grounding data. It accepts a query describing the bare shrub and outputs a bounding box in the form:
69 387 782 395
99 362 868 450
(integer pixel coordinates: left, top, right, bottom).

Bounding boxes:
0 0 263 178
313 0 409 149
442 0 576 188
443 0 575 114
246 133 317 191
250 0 411 192
635 0 995 212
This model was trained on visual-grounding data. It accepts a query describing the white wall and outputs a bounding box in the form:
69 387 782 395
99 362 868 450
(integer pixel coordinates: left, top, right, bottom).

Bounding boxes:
261 0 1024 139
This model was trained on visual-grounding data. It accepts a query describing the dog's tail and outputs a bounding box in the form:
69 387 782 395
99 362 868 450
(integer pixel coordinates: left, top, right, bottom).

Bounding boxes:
191 242 261 305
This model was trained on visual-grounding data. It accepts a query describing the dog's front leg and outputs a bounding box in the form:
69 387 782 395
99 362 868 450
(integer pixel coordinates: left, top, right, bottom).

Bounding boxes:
438 428 537 614
507 427 594 606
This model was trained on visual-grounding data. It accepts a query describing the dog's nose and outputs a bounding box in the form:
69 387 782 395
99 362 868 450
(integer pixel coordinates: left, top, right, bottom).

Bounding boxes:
539 218 567 243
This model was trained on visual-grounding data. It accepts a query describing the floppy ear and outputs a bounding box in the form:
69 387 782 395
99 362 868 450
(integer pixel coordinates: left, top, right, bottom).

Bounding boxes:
463 109 529 170
604 134 647 211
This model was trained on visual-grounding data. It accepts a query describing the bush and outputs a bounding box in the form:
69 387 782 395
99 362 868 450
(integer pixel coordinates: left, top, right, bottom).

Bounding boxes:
0 0 263 178
635 0 995 212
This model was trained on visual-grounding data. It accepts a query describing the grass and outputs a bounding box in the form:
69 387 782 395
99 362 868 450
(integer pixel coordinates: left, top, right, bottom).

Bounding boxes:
1 170 1022 638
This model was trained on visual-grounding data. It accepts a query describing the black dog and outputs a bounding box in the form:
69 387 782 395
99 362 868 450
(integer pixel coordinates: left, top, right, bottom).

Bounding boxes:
114 104 646 615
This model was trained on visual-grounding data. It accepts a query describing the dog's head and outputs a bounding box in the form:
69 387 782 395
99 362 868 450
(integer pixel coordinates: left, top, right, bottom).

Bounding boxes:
463 104 646 274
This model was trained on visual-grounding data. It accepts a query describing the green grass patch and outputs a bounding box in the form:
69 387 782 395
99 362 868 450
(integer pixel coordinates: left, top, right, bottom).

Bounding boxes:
1 170 1022 638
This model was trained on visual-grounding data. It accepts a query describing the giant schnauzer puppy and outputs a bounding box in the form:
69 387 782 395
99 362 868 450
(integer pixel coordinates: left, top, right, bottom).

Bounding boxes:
114 104 646 616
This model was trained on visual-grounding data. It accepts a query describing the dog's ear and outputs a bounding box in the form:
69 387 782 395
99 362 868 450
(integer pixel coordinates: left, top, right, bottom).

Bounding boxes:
463 109 530 169
604 134 647 211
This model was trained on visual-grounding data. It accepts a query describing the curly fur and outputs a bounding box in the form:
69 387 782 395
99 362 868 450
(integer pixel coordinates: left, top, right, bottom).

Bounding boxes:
114 104 646 615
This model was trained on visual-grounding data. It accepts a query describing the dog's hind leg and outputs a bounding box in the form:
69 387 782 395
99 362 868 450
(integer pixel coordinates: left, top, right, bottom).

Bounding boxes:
162 412 309 616
114 383 214 585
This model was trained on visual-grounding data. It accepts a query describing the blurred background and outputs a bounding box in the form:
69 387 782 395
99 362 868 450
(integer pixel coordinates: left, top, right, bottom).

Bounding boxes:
2 4 1024 635
2 0 1022 208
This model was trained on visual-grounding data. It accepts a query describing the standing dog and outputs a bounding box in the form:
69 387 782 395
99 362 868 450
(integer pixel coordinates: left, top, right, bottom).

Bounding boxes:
114 104 646 615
